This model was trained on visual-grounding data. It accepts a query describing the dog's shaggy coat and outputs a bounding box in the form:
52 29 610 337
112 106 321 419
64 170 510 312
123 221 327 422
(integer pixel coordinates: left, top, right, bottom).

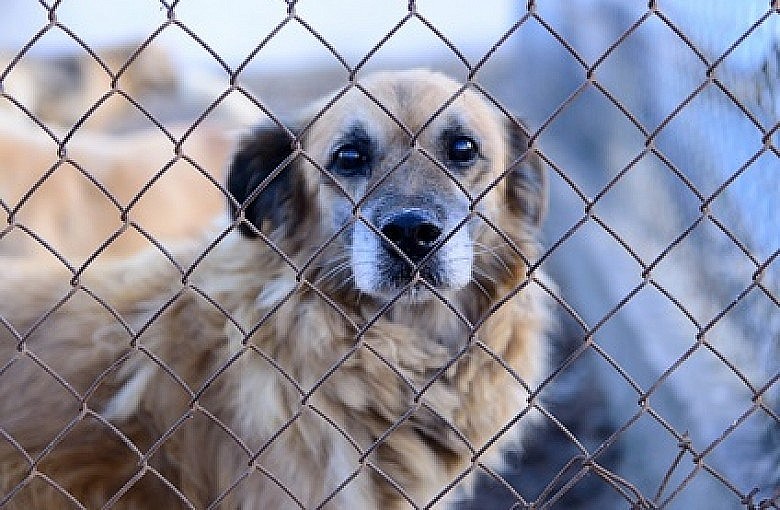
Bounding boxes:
0 70 548 509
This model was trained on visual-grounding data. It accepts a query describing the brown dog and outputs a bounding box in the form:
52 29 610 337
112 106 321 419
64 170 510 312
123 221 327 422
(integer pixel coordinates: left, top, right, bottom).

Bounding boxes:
0 70 549 509
0 121 231 260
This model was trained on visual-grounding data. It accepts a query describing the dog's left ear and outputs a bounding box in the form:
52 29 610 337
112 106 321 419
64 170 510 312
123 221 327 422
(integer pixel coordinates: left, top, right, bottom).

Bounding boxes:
227 124 301 237
504 118 547 227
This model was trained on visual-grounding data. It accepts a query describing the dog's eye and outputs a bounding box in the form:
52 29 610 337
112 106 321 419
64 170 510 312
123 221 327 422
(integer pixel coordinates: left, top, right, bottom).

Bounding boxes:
448 136 478 165
332 144 370 175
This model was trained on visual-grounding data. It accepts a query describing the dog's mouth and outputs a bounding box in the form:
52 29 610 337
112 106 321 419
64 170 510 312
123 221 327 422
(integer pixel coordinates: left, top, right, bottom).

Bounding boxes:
377 257 447 298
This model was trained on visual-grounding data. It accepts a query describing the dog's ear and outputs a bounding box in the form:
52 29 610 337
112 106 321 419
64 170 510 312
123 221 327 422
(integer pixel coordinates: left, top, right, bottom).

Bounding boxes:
504 118 547 227
227 124 300 237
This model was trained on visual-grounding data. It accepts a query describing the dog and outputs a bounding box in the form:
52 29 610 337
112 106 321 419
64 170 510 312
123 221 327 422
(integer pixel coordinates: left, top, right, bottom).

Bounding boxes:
0 69 549 509
1 43 230 260
0 121 231 259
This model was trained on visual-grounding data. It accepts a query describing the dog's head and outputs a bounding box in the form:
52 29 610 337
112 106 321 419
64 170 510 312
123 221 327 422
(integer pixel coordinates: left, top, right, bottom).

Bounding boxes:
228 70 545 304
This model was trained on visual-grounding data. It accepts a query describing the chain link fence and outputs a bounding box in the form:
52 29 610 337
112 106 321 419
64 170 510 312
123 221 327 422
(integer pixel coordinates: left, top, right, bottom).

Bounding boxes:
0 1 778 508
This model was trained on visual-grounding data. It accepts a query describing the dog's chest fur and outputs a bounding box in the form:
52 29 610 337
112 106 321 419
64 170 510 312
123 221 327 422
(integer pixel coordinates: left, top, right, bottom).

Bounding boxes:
0 232 545 510
169 240 546 508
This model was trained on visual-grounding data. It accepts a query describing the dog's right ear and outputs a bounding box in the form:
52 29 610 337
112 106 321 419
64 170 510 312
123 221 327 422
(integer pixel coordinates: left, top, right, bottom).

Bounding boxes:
227 124 299 237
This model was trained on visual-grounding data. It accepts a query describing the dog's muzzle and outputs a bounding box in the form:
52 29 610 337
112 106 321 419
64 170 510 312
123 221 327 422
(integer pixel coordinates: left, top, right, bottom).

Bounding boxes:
376 208 448 290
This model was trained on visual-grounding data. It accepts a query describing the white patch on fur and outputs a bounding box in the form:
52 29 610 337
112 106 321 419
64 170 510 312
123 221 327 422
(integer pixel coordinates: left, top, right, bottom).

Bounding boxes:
351 219 382 292
256 277 297 310
325 439 365 503
440 222 473 288
103 364 156 421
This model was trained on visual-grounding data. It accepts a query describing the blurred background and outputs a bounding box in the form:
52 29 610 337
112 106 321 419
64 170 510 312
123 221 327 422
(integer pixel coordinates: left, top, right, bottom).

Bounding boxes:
1 1 778 508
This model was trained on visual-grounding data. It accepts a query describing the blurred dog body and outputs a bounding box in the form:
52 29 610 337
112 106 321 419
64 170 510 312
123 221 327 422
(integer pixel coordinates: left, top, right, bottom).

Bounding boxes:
1 44 231 260
0 121 230 259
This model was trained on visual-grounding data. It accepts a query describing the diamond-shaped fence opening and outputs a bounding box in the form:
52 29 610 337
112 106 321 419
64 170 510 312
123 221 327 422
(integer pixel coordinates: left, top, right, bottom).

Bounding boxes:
1 1 778 509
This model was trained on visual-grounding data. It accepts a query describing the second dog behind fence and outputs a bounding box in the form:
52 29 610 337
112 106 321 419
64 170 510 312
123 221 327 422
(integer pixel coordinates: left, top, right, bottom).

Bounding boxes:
0 70 551 509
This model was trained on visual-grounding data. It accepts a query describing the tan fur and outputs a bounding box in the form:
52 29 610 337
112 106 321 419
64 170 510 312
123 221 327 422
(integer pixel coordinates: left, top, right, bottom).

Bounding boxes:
1 44 229 260
0 121 231 259
0 70 549 509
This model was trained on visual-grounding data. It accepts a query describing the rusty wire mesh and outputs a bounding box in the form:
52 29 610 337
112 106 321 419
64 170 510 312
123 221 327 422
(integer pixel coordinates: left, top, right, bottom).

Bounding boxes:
0 0 778 509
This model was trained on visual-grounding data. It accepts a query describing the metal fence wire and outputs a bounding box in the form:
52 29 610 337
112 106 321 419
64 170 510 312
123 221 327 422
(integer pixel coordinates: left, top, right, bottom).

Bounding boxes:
0 1 778 509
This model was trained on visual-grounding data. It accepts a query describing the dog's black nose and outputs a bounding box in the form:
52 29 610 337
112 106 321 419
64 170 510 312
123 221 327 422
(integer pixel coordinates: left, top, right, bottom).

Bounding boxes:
381 210 443 263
